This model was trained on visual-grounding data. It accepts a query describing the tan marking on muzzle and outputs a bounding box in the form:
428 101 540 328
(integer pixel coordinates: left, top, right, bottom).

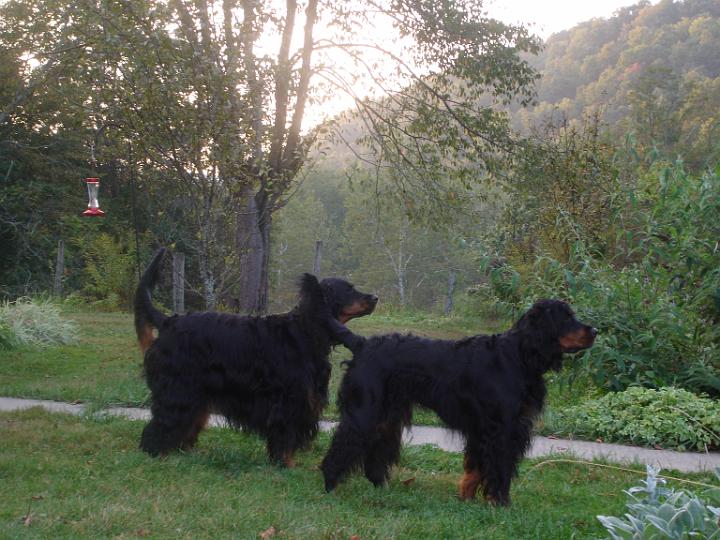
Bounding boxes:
339 300 375 323
559 327 595 351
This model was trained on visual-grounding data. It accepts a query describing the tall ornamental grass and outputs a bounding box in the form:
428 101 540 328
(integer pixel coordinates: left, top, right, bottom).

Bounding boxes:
0 298 78 349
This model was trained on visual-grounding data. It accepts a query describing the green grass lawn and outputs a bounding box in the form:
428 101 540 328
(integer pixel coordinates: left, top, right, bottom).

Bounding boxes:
2 407 701 540
2 307 717 538
0 310 147 407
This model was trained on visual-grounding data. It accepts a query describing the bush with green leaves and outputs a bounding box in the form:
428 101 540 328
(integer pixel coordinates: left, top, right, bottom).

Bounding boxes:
480 163 720 396
549 387 720 451
0 297 78 349
76 232 136 310
598 466 720 540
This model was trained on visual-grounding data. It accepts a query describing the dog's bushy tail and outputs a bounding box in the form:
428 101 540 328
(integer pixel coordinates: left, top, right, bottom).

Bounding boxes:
134 248 167 353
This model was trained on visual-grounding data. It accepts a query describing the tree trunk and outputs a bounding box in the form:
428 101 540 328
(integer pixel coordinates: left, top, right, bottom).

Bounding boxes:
53 239 64 297
445 269 457 316
196 195 217 310
172 251 185 315
313 240 323 276
198 255 216 310
237 187 270 315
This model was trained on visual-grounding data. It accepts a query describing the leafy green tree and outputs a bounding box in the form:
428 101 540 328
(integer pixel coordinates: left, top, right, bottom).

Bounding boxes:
1 0 541 312
500 113 621 264
626 66 682 155
678 76 720 169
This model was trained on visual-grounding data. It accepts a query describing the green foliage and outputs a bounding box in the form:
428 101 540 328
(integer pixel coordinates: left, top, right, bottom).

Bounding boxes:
77 233 136 310
550 387 720 451
0 297 77 349
482 163 720 396
0 319 14 350
520 0 720 170
598 466 720 539
503 113 621 262
271 169 488 312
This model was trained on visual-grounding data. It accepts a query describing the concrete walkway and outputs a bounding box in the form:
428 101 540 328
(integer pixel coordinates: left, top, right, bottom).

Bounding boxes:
2 396 719 473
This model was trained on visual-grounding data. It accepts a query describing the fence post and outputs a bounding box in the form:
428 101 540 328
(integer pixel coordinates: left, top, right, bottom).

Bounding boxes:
444 269 457 316
313 240 323 276
53 239 65 298
172 251 185 315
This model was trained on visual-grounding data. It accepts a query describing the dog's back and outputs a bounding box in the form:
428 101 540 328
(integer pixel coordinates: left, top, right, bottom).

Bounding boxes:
338 332 528 427
145 310 327 382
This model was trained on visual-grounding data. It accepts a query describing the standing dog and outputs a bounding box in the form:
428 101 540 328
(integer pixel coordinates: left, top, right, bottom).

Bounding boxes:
321 300 596 505
134 248 377 466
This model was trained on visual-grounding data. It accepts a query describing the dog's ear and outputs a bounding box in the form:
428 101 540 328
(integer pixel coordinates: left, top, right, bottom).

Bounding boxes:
515 302 544 332
298 273 326 314
515 300 564 371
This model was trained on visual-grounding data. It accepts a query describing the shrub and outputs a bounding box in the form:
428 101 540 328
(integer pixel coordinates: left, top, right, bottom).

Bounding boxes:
549 387 720 451
0 297 78 349
479 164 720 396
0 319 14 350
598 466 720 539
76 232 136 310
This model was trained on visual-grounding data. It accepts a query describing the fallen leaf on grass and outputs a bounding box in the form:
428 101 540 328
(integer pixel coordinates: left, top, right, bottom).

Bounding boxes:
31 495 43 501
136 529 150 537
350 535 361 540
401 477 416 486
259 526 277 539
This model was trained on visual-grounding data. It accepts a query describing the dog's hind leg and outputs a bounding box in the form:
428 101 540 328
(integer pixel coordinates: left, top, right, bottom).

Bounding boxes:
140 399 209 456
362 410 406 487
180 406 211 451
458 449 484 501
266 431 297 468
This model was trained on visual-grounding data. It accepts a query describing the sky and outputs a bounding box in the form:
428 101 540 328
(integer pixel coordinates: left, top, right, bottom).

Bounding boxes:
302 0 659 126
485 0 658 39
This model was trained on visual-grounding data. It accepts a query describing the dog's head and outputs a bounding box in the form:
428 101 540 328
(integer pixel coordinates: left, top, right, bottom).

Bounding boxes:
514 299 597 371
298 274 377 323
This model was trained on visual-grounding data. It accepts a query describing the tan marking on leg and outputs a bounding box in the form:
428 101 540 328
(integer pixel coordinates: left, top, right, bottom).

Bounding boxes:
459 469 483 500
283 451 296 469
181 408 210 451
138 324 156 353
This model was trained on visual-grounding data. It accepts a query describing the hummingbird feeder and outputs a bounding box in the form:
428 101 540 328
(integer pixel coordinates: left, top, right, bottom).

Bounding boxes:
82 177 106 217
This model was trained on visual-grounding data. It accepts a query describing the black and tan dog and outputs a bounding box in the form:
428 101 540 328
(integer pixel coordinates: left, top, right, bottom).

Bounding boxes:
134 248 377 466
322 300 596 505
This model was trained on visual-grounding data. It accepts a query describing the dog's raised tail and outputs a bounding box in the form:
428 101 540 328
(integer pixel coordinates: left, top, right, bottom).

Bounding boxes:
134 248 167 353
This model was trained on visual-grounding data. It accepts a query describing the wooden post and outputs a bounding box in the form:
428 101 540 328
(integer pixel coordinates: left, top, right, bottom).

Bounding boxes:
53 240 64 298
172 251 185 315
444 269 457 317
313 240 323 276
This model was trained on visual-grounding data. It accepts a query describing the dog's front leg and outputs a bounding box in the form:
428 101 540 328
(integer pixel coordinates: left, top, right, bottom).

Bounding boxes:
325 317 366 353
